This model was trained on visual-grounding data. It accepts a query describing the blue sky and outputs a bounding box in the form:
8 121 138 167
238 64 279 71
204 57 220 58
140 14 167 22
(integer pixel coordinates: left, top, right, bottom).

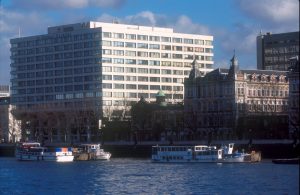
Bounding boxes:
0 0 299 85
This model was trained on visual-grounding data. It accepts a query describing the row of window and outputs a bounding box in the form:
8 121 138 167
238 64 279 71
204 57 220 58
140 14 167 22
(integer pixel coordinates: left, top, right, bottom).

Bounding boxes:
101 56 213 64
103 32 212 45
11 32 100 48
12 84 183 95
12 92 183 103
14 67 100 79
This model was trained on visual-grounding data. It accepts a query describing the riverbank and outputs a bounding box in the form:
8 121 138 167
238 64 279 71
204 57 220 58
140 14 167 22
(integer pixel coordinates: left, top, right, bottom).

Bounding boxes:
1 140 299 159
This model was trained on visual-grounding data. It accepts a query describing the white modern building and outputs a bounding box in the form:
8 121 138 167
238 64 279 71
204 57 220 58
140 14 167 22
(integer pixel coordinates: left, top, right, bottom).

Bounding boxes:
10 21 213 142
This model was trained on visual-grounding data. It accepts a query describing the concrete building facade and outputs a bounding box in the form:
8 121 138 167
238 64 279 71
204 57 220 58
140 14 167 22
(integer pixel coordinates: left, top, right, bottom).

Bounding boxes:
184 55 289 140
257 31 299 71
10 21 213 143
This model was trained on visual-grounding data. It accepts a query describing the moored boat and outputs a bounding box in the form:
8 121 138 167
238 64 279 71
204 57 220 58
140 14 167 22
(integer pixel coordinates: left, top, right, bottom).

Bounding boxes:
15 142 74 162
151 143 261 163
152 145 223 163
73 144 111 161
272 158 300 164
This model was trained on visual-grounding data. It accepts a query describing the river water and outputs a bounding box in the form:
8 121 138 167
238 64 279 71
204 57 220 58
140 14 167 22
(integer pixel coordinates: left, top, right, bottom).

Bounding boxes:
0 158 298 195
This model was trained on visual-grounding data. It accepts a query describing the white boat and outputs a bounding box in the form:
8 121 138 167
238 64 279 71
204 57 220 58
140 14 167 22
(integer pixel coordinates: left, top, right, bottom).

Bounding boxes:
152 143 261 163
217 143 250 163
152 145 223 163
74 144 111 160
15 142 74 162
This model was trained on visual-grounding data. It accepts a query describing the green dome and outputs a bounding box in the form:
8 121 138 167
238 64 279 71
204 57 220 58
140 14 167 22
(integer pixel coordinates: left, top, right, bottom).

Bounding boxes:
156 90 165 97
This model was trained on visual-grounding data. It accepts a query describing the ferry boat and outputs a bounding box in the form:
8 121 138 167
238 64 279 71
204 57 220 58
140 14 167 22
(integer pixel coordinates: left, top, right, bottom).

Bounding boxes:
152 143 261 163
73 144 111 160
152 145 223 163
15 142 74 162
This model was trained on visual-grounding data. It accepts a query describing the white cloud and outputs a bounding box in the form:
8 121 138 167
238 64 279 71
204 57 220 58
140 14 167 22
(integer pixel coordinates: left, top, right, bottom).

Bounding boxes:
236 0 299 30
11 0 126 10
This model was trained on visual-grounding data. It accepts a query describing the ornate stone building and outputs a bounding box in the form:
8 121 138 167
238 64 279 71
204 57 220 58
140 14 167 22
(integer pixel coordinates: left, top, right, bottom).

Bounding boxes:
288 56 299 137
184 55 289 140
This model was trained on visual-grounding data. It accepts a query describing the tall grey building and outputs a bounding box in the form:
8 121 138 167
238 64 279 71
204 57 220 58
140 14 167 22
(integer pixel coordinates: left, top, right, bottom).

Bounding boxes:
10 21 214 143
257 31 299 71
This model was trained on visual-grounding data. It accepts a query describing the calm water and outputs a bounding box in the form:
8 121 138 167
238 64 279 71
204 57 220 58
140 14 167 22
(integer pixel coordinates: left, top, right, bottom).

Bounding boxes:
0 158 299 195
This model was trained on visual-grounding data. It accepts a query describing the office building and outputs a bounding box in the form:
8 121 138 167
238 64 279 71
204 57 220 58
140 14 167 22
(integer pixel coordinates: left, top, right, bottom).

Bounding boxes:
184 55 289 140
10 21 213 143
257 31 299 71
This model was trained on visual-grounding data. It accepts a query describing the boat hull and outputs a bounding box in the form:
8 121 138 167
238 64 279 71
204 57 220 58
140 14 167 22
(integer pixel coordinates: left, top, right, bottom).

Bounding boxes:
272 158 300 164
16 153 74 162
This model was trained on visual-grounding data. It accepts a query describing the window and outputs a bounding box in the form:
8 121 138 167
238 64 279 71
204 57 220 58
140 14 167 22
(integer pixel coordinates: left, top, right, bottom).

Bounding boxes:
161 37 171 42
126 76 136 81
138 76 148 82
150 77 160 82
114 67 124 72
149 44 160 49
137 51 148 57
149 36 160 42
126 34 136 40
126 84 137 89
137 35 148 40
138 68 148 74
103 83 112 88
103 75 112 80
173 54 182 59
102 57 112 63
161 61 171 66
173 62 183 67
113 50 124 56
162 69 171 74
102 40 111 46
150 69 160 74
113 92 124 98
137 43 148 49
184 47 193 52
138 85 148 90
102 32 111 38
125 59 136 64
114 84 124 89
125 51 136 57
102 49 111 55
102 66 112 72
103 92 112 97
149 52 160 58
125 42 136 48
137 60 148 65
149 60 160 66
113 58 124 64
126 67 136 73
113 41 124 47
150 85 160 90
172 38 182 43
173 78 183 83
184 39 193 44
162 45 171 50
113 75 124 81
162 77 172 83
113 33 124 39
173 70 183 75
195 39 204 45
161 53 171 58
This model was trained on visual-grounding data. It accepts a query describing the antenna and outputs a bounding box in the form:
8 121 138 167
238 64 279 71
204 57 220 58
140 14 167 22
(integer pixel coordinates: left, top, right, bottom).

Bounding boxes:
18 27 21 38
